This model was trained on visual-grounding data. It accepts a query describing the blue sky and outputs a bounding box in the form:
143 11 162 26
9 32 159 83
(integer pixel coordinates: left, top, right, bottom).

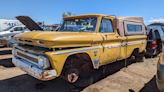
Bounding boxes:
0 0 163 24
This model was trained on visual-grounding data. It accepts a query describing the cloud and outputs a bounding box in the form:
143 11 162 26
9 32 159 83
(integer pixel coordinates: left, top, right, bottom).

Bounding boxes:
148 18 164 23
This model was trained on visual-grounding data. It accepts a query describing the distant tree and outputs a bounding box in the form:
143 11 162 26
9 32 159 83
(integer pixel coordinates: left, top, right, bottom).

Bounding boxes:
62 12 75 18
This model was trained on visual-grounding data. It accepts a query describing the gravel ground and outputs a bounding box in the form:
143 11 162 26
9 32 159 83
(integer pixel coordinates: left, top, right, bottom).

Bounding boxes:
0 48 160 92
83 58 159 92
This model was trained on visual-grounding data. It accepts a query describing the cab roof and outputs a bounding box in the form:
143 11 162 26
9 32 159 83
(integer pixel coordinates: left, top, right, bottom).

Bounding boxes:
64 14 144 23
117 16 144 23
64 14 114 20
148 23 164 26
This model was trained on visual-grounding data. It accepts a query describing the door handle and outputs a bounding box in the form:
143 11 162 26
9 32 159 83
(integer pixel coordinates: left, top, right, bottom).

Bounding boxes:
116 36 119 38
104 34 108 38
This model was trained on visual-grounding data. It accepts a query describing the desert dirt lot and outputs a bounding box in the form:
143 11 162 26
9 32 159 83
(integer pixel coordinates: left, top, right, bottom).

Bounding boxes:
0 48 161 92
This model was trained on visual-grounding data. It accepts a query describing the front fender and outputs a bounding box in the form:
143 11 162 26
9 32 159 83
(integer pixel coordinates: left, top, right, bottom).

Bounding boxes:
45 47 101 76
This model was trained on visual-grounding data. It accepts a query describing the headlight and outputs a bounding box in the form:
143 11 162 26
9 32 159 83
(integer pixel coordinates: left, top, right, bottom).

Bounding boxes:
38 56 50 69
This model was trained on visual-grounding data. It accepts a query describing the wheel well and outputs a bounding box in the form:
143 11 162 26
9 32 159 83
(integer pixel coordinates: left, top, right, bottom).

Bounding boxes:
62 53 93 73
131 48 139 57
66 53 92 63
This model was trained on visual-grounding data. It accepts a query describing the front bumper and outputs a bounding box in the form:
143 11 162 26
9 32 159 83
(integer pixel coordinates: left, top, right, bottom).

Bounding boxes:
12 57 57 81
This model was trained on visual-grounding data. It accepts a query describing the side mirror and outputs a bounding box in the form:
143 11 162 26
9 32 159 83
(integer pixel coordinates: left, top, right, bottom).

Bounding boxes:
10 30 14 32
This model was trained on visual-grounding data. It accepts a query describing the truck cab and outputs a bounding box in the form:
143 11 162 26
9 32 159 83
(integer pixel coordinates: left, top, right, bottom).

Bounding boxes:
12 14 147 85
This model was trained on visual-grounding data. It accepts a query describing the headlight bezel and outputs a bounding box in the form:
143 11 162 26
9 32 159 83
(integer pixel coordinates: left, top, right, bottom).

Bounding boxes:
38 55 50 69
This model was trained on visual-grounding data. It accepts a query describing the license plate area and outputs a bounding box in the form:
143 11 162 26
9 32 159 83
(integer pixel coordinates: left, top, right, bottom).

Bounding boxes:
15 58 43 78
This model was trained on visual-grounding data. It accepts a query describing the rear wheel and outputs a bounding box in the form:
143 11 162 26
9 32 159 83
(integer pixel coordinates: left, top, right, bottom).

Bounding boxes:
132 49 145 62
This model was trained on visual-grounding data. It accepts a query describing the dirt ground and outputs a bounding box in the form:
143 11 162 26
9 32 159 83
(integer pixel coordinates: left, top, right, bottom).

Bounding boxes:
0 48 160 92
83 57 159 92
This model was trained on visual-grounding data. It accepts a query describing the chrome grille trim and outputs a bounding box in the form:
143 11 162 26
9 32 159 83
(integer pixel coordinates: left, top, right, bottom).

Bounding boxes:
17 51 38 63
15 45 44 54
15 49 39 66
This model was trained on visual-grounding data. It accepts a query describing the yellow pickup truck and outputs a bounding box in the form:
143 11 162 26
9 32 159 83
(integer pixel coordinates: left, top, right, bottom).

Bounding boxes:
12 14 147 85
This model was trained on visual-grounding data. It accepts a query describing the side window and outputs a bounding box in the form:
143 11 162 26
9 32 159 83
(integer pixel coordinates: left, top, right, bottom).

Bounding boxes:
14 27 24 31
23 27 27 30
154 30 161 40
99 19 113 33
127 24 142 32
148 30 153 40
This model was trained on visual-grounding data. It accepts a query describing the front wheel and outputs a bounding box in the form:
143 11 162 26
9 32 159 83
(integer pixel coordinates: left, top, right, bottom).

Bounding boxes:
65 68 80 84
62 56 94 87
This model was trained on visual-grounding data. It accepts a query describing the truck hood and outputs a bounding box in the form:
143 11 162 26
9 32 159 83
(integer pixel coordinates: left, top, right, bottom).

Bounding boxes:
16 16 43 31
15 31 102 48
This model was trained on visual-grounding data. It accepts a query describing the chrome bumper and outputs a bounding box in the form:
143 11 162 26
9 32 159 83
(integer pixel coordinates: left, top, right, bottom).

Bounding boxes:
12 57 57 81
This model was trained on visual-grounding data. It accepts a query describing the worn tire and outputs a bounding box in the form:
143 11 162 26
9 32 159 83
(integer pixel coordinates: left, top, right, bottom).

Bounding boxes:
131 49 145 62
134 51 145 62
62 56 94 87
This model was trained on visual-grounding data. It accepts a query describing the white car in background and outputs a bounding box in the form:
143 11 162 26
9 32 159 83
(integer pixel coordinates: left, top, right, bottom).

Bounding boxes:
0 15 60 47
0 19 21 31
0 25 30 47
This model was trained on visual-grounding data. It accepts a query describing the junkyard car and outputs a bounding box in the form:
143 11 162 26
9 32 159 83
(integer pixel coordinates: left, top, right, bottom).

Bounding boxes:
156 49 164 92
145 23 164 57
12 14 147 86
0 25 29 47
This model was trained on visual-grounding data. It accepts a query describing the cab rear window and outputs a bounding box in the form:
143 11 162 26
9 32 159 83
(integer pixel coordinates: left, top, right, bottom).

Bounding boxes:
127 24 142 32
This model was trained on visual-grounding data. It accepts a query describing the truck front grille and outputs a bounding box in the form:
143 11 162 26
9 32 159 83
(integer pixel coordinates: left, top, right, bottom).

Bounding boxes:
15 49 39 65
18 44 52 52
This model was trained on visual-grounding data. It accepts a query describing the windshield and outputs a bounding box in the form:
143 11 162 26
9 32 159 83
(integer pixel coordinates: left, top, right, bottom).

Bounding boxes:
59 17 97 32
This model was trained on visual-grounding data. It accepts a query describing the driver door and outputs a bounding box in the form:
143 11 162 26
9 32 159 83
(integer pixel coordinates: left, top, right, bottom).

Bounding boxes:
99 18 122 65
